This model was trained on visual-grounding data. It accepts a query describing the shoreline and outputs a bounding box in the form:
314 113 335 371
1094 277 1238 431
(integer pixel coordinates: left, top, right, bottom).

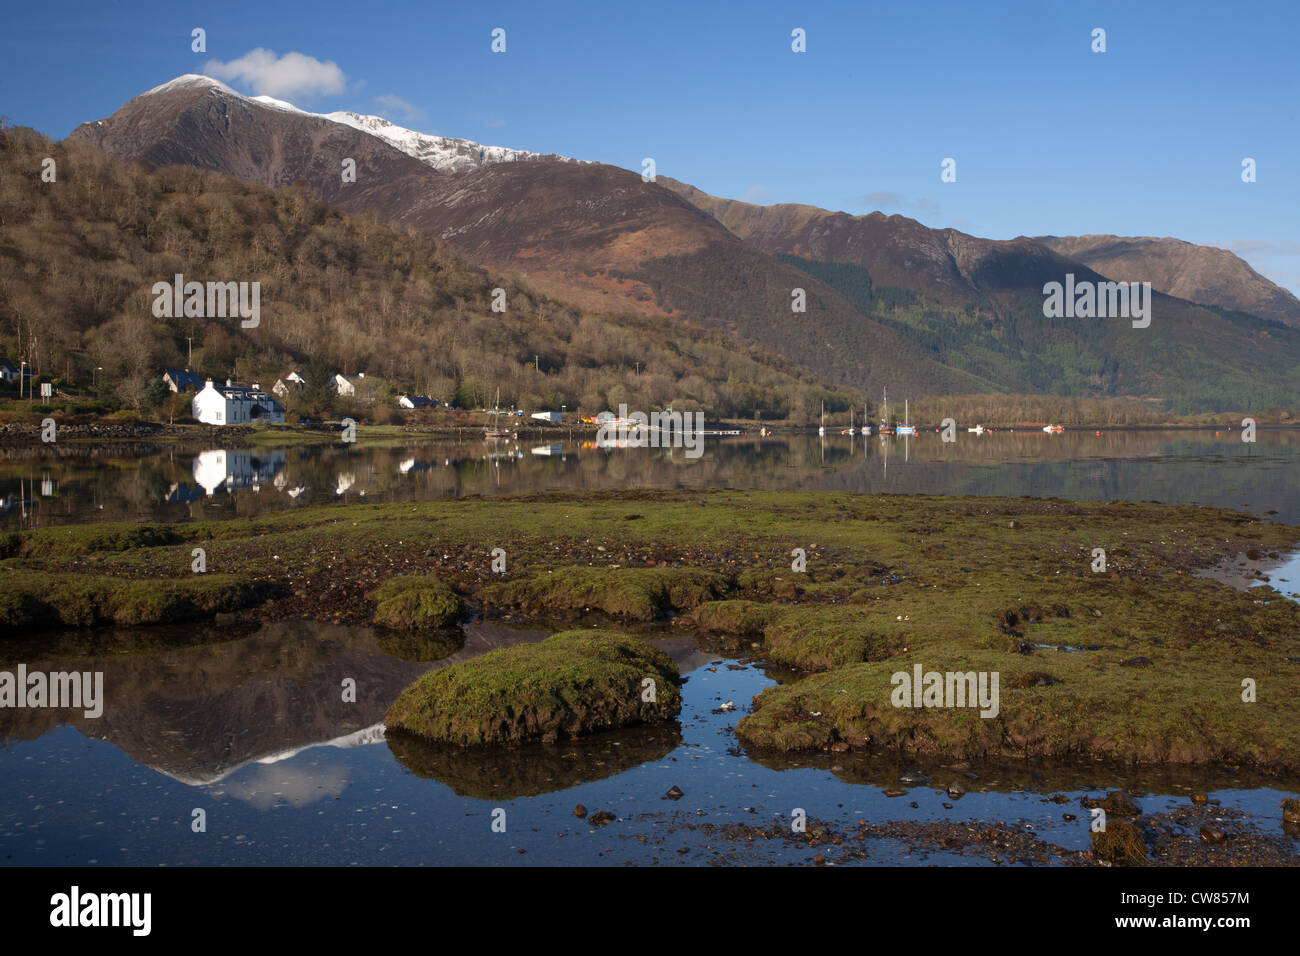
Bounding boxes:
0 419 1297 449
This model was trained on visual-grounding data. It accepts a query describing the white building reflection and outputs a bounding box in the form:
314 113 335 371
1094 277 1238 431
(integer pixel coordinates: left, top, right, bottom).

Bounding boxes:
193 449 286 496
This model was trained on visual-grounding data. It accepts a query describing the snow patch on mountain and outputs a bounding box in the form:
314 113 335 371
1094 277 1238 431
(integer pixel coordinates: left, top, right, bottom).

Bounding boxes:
142 74 579 173
322 110 581 173
142 73 237 97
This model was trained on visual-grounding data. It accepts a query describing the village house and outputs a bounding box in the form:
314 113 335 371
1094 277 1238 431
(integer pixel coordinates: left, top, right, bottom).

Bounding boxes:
162 369 205 393
398 394 437 409
192 378 285 425
271 371 307 398
0 358 19 384
332 372 365 397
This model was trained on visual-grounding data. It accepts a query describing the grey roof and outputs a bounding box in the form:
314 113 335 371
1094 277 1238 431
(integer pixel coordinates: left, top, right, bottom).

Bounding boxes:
164 369 205 390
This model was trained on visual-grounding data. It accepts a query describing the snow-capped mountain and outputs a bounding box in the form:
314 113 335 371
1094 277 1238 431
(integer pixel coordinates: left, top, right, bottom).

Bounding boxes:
318 109 579 173
136 74 578 174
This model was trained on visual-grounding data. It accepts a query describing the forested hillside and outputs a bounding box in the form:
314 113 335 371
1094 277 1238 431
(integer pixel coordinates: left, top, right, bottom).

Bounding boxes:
0 125 857 421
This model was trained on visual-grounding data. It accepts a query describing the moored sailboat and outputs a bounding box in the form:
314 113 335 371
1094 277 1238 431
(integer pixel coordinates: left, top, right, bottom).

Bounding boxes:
484 388 516 440
896 398 916 437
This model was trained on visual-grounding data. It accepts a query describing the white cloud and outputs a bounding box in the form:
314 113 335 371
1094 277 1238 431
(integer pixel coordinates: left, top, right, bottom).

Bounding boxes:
204 48 347 99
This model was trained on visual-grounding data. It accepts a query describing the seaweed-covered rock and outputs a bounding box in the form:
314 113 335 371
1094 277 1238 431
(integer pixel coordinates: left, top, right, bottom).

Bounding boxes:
1283 798 1300 834
369 574 463 629
384 630 681 746
691 600 779 636
486 566 727 621
1083 790 1143 818
1091 819 1148 865
0 570 268 632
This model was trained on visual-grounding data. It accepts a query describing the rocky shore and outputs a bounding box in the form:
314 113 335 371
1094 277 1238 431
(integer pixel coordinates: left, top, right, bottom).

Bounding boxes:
0 421 255 441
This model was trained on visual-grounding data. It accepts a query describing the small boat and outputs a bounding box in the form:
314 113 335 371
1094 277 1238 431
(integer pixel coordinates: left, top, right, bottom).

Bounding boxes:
967 424 985 435
841 406 857 436
1043 424 1064 434
818 401 826 437
895 398 916 437
878 387 894 435
484 388 516 440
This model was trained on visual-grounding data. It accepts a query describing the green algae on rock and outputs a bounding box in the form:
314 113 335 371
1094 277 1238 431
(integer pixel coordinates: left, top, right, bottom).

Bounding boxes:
734 574 1300 766
486 566 728 621
694 601 901 671
1091 819 1149 865
369 574 463 629
384 630 681 746
0 570 268 631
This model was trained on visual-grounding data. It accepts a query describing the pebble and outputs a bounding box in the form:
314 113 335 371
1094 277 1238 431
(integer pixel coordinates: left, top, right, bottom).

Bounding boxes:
1199 824 1227 844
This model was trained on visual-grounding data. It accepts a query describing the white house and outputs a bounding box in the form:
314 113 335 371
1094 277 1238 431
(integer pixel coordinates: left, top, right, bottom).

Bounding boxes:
332 372 367 397
398 394 436 409
272 370 307 398
530 411 563 423
0 359 20 384
192 379 285 425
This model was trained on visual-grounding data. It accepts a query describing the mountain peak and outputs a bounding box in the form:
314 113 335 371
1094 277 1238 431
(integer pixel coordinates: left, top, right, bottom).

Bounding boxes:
141 74 235 97
128 75 577 174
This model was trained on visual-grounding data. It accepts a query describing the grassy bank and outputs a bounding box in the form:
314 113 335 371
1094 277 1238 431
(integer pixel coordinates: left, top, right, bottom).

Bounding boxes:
3 489 1299 766
385 630 681 746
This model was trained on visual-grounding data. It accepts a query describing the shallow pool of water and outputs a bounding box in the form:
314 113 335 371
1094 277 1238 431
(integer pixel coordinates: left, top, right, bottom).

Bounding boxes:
1 619 1294 866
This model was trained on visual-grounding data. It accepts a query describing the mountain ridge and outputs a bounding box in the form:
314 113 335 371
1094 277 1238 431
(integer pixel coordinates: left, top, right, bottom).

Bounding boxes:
60 76 1300 411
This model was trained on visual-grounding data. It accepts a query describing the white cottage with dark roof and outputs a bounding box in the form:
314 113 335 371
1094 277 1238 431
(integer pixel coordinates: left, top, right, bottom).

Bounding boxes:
192 378 285 425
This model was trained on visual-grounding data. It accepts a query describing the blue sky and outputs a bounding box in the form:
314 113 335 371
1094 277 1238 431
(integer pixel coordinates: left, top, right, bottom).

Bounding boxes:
4 0 1297 293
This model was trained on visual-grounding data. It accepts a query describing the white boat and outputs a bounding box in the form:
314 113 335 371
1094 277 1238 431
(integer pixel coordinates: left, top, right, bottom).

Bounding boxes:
818 401 826 436
484 388 516 440
967 424 985 435
895 398 916 437
1043 424 1064 434
842 406 856 436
